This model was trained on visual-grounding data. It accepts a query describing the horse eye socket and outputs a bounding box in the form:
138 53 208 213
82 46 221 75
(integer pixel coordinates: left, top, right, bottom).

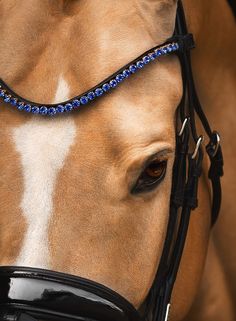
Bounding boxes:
132 160 167 194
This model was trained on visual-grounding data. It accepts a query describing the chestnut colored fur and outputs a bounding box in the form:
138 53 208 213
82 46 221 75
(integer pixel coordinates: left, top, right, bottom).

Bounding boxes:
0 1 235 320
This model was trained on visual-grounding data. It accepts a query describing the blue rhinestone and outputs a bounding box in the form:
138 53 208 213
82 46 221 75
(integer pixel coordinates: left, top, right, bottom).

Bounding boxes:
24 104 31 112
172 43 179 51
136 61 144 69
116 74 124 83
56 105 65 113
80 96 89 105
48 107 57 116
161 47 168 54
64 103 73 112
0 90 5 97
167 44 173 53
65 103 73 112
17 102 25 110
123 69 130 78
109 80 117 88
10 98 17 106
87 91 95 101
31 106 40 114
149 53 156 60
95 88 103 96
39 106 48 115
143 56 151 64
102 83 110 92
155 49 162 57
4 95 11 103
72 99 80 108
129 65 137 73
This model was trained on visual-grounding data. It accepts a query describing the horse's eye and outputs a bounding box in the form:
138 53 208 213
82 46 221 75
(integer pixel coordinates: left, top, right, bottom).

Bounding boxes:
132 160 167 194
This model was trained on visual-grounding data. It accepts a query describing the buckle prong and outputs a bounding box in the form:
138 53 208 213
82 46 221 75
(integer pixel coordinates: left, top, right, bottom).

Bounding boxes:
178 117 189 136
192 136 204 159
164 303 171 321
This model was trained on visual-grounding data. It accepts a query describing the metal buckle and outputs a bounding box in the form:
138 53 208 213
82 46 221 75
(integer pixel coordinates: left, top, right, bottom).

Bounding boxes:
164 303 171 321
192 136 204 159
178 117 189 136
211 131 220 157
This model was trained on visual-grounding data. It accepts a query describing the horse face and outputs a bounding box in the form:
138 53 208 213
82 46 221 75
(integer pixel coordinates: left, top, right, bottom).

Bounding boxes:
0 0 211 318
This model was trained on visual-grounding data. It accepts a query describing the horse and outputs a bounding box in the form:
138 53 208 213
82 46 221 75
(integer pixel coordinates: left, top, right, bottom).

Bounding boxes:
0 1 235 320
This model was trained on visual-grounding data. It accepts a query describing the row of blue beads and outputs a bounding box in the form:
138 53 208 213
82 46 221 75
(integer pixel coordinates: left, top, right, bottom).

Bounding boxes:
0 42 179 116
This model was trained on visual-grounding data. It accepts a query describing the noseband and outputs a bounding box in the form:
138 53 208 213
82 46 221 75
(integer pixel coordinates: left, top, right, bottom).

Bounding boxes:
0 2 224 321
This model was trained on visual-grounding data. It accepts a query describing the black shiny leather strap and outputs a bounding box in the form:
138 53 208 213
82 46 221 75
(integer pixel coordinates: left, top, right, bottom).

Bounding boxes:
0 266 141 321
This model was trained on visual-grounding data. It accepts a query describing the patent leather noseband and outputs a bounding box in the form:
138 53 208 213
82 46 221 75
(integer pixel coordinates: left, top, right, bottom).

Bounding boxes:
0 267 142 321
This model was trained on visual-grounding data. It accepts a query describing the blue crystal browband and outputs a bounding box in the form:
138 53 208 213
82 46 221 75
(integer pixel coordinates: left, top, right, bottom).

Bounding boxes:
0 39 180 116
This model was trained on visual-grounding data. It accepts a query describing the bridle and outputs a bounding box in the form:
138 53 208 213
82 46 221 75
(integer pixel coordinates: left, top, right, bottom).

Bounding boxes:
143 3 223 320
0 2 224 321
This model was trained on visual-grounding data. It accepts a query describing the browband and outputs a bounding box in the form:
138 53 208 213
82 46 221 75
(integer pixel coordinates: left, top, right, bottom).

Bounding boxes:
0 35 194 116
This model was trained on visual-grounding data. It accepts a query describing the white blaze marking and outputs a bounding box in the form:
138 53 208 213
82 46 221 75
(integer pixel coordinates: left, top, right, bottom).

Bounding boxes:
12 75 76 268
54 75 70 104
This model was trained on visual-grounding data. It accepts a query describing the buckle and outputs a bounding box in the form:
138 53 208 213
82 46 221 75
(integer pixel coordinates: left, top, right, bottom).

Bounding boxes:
178 117 189 136
192 136 204 159
209 131 221 158
207 131 224 179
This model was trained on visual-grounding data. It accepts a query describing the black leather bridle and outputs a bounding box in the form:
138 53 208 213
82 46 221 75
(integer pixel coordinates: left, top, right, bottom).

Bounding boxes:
0 2 224 321
142 3 224 320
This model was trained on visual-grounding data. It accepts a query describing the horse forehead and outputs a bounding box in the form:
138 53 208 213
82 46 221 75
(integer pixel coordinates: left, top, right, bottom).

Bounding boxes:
12 73 76 168
1 0 182 181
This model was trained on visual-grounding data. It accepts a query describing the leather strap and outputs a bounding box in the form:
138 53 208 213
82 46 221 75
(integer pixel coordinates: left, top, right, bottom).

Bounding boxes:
176 0 224 225
144 2 224 320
